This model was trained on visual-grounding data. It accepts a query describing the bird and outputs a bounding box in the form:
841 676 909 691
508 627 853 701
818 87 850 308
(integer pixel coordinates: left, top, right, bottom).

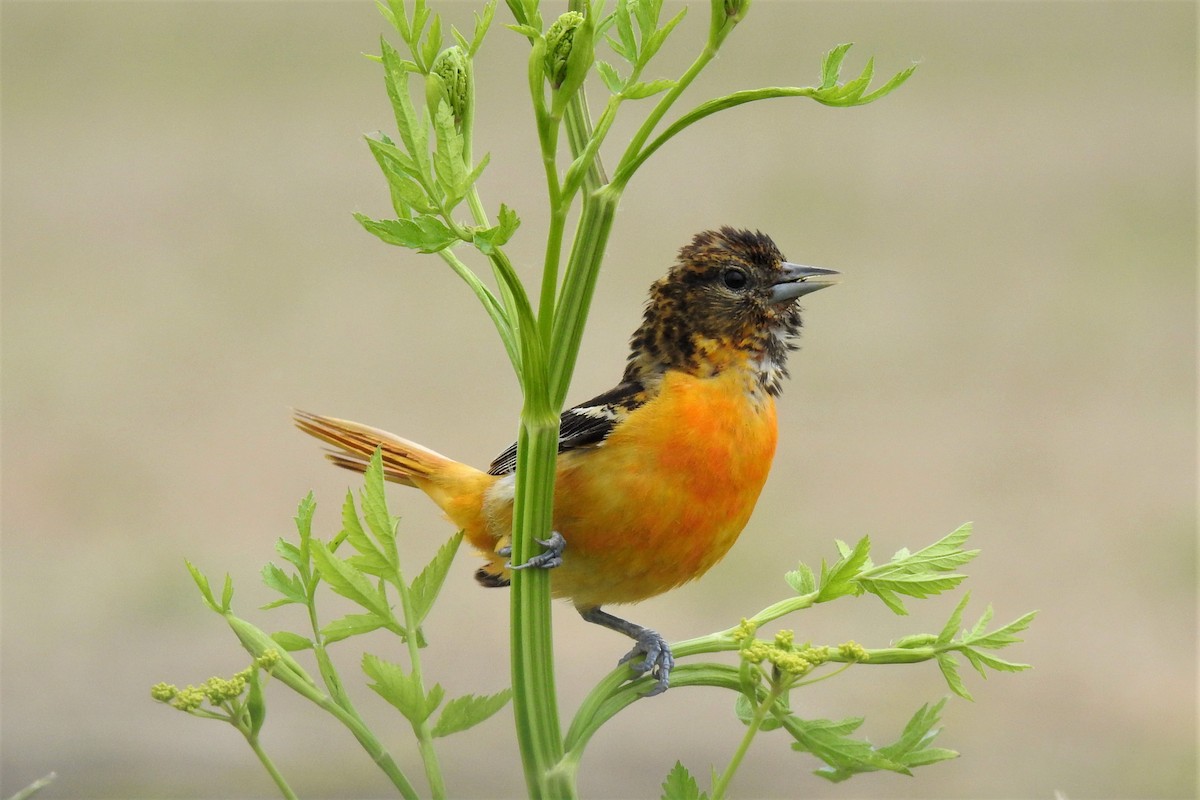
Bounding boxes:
294 227 837 695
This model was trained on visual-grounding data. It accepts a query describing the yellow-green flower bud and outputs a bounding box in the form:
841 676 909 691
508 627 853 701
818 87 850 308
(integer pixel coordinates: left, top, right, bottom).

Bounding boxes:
256 649 281 670
171 685 206 712
427 46 472 126
733 618 757 645
838 641 870 662
774 629 795 650
150 683 178 702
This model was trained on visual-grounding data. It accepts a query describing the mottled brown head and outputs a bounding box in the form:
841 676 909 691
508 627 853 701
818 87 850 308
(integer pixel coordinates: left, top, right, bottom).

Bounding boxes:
624 227 837 395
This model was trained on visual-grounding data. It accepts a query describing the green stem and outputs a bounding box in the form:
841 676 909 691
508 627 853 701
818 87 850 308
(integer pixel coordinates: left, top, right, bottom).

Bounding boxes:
510 408 572 799
392 543 448 799
244 733 300 800
710 682 781 800
612 43 719 191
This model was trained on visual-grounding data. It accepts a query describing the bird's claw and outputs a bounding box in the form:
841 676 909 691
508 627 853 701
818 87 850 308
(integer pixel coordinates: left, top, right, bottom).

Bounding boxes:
503 531 566 571
618 629 675 697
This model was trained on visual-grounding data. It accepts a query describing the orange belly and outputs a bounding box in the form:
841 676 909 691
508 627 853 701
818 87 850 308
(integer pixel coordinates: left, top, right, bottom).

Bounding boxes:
540 368 777 608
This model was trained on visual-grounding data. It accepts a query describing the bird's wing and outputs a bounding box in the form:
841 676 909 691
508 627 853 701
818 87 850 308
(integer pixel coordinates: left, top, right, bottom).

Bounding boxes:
486 381 647 476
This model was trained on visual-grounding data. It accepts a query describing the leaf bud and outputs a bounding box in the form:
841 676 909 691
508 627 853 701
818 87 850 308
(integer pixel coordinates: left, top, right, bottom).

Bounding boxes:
426 46 472 127
544 11 594 116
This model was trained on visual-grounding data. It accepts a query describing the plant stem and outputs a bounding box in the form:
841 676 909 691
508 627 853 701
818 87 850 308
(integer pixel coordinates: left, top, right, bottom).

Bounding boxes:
509 409 572 799
710 684 780 800
391 532 449 799
244 734 300 800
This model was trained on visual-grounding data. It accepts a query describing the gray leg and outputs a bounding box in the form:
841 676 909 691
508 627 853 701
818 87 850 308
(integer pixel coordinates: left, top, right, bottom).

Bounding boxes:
579 606 674 697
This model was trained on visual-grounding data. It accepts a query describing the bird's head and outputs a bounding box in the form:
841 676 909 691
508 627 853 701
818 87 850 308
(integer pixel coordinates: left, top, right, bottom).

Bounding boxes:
625 227 838 394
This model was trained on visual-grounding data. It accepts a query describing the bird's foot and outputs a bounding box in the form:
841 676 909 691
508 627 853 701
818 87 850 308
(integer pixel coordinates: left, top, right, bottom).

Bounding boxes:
618 629 675 697
500 531 566 571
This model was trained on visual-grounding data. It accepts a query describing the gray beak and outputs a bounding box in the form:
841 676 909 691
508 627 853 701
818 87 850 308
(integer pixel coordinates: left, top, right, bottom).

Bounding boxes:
769 262 840 304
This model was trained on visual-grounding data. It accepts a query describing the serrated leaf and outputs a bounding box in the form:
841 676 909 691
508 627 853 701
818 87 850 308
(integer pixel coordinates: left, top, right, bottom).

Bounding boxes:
506 23 541 38
936 653 973 701
275 538 305 571
734 693 782 731
420 13 443 72
322 612 389 644
595 60 624 93
784 562 817 595
817 700 958 782
816 536 871 602
469 0 497 55
431 688 512 737
261 563 307 606
185 559 220 612
966 610 1037 649
623 78 676 99
821 43 854 89
410 530 464 625
432 102 467 205
380 38 432 180
366 136 436 217
938 592 971 645
310 540 394 622
613 0 637 61
270 631 315 651
472 202 520 255
859 62 918 104
338 483 391 579
640 7 686 65
363 653 443 724
220 573 234 612
294 491 316 540
360 450 398 564
354 213 457 253
787 714 908 780
660 761 707 800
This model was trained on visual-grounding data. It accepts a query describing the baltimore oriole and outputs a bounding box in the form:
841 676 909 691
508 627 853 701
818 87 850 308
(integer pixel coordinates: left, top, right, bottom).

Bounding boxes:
294 227 837 694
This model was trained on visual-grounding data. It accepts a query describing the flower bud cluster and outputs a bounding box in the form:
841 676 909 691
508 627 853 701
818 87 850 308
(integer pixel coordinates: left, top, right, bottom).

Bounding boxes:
151 650 280 713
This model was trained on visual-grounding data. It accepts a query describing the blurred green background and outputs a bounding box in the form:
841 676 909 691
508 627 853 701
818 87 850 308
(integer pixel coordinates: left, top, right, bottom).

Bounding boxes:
2 1 1195 798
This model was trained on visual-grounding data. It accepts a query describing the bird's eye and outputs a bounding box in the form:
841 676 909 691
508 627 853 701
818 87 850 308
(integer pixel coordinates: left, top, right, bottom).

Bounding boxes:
722 267 748 290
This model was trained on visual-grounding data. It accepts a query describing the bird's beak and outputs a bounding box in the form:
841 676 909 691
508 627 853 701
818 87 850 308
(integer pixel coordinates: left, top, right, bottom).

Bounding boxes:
769 262 840 304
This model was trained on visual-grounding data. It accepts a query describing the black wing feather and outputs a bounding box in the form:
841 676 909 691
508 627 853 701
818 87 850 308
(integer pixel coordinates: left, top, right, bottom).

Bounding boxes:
486 381 645 476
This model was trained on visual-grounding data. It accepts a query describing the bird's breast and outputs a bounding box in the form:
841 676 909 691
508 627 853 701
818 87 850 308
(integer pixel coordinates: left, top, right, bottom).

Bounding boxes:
551 366 778 607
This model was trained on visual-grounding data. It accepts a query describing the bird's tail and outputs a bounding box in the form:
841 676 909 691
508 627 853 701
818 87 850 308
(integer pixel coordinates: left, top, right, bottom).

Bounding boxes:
293 409 459 487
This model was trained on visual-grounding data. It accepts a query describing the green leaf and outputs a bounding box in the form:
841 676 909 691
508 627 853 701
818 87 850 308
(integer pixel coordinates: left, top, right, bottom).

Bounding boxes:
270 631 315 652
784 562 817 595
595 60 624 94
936 652 973 700
185 560 219 613
310 540 395 623
937 592 971 645
506 23 542 39
261 563 307 607
660 761 707 800
275 538 304 571
432 101 468 205
640 7 686 65
816 536 871 602
354 213 457 253
410 530 464 626
965 609 1037 650
859 62 918 104
246 663 267 736
363 653 444 724
380 38 432 181
322 612 390 644
472 203 520 254
733 693 782 732
361 450 398 558
623 78 676 99
816 700 958 782
431 688 512 737
220 573 234 613
786 714 909 779
821 43 854 89
294 491 316 541
469 0 498 56
420 13 444 73
366 135 437 217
